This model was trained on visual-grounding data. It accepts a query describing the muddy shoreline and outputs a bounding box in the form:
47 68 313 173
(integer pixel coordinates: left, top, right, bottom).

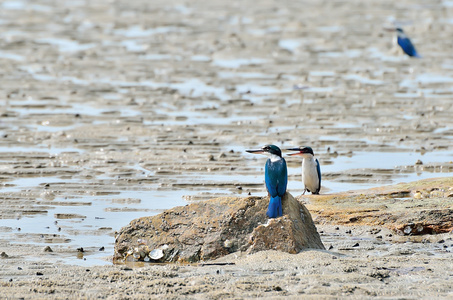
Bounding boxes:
1 0 453 298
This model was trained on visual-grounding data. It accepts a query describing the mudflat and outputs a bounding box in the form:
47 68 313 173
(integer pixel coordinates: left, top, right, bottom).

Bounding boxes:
1 0 453 298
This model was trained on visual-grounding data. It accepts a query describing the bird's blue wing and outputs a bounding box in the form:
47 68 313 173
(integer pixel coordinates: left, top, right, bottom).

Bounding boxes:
316 158 321 193
277 158 288 197
398 36 419 57
265 158 288 197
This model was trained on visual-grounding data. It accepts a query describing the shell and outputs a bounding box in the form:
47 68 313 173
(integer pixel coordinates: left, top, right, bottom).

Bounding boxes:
149 249 164 260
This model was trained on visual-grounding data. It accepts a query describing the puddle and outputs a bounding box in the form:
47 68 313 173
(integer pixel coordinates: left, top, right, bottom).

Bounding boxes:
2 1 25 10
140 54 182 61
235 83 292 95
0 51 25 61
343 74 384 85
279 39 306 53
212 58 269 69
319 150 453 192
309 71 336 77
323 150 453 171
114 25 187 38
318 50 362 58
121 40 148 52
19 68 231 101
367 47 405 62
217 71 275 79
190 55 211 62
35 38 96 53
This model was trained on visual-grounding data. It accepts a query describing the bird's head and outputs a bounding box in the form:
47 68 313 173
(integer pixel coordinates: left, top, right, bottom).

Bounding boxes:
395 27 407 38
383 27 404 35
287 146 315 157
246 144 282 157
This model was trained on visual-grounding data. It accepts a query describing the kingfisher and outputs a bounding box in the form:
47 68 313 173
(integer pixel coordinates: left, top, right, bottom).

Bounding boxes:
287 146 321 195
395 27 421 58
246 145 287 218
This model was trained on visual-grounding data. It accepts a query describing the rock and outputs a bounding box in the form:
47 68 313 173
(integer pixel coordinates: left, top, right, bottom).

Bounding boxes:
302 177 453 235
114 193 325 263
248 192 325 254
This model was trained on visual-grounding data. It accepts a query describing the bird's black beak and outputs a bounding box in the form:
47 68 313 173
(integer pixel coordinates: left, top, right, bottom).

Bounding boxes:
246 149 264 154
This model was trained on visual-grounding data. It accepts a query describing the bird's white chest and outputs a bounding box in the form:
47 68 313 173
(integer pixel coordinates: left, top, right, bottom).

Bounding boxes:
301 158 319 189
270 154 282 163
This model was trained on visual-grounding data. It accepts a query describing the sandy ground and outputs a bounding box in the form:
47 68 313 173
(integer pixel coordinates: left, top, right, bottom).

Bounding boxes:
2 225 453 298
1 0 453 298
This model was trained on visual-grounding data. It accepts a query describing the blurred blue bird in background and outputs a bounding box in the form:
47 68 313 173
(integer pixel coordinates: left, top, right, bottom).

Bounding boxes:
396 27 421 58
246 145 287 218
287 146 321 195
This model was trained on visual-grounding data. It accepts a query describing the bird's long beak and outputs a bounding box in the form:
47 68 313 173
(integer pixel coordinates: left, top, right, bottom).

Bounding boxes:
287 152 303 156
286 148 303 156
246 149 264 154
383 27 396 32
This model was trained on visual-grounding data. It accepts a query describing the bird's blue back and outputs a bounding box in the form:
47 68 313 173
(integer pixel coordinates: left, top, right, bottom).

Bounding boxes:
264 157 287 218
265 157 287 197
398 36 419 57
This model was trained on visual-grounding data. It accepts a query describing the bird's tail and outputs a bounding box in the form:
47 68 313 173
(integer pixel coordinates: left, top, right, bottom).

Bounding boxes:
267 196 282 218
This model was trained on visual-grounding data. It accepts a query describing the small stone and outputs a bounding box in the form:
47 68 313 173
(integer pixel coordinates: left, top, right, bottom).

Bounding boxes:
224 239 234 248
415 160 423 165
413 191 422 199
403 225 413 235
36 272 43 276
43 246 53 252
99 246 105 251
1 252 8 258
149 249 164 261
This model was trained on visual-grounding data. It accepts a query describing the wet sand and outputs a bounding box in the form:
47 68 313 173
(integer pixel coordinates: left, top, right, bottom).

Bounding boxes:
1 0 453 298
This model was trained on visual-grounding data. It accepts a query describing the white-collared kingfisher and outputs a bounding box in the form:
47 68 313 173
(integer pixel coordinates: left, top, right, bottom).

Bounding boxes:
287 146 321 195
395 27 421 58
246 145 287 218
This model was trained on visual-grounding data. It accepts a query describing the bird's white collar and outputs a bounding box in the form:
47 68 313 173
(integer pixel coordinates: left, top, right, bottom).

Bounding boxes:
270 153 282 162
